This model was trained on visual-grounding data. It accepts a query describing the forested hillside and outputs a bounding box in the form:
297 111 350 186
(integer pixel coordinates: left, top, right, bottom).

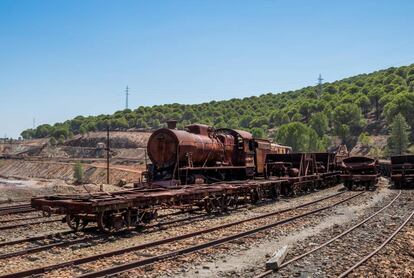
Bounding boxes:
21 64 414 154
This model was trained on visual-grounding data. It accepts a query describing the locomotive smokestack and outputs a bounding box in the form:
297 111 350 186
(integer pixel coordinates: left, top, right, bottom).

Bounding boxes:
167 120 177 129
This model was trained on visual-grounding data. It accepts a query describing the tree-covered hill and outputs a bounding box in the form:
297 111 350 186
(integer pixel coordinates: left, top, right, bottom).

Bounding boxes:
21 64 414 153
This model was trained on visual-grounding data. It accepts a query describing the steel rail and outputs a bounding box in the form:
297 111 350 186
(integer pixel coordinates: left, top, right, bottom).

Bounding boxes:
0 215 43 224
0 235 103 260
0 218 60 231
0 230 75 248
0 213 213 260
0 191 351 278
0 207 237 260
76 192 363 278
0 207 36 216
0 204 31 211
338 209 414 278
254 191 402 278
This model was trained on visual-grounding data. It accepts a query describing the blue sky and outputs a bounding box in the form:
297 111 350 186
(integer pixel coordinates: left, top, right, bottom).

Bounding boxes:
1 0 413 138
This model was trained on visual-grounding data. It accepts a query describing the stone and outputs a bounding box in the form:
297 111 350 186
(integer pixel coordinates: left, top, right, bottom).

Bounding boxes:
26 256 40 262
266 245 289 270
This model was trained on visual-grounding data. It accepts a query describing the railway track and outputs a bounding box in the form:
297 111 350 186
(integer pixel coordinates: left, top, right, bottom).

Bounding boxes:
0 215 43 224
0 190 362 278
0 230 77 248
0 199 223 250
0 205 231 260
338 210 414 278
254 190 413 278
0 218 61 231
0 214 208 261
0 204 35 216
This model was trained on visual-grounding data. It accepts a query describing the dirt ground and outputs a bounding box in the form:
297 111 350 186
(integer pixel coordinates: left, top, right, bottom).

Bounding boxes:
0 159 143 186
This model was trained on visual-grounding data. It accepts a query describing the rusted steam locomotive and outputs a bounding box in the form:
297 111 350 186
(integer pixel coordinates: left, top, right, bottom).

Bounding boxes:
146 120 291 185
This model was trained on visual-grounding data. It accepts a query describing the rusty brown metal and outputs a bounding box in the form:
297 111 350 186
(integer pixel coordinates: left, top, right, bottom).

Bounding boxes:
390 155 414 188
340 156 378 190
31 168 343 233
147 127 233 169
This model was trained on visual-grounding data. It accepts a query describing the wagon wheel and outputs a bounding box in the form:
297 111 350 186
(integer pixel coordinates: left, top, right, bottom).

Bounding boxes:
66 214 80 231
220 195 228 212
227 195 238 210
204 198 213 214
97 211 113 233
249 191 257 204
79 219 89 230
269 186 278 200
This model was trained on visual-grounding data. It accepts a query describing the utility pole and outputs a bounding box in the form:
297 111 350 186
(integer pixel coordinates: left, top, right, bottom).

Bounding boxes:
125 86 130 109
317 74 323 98
33 118 36 129
106 126 110 187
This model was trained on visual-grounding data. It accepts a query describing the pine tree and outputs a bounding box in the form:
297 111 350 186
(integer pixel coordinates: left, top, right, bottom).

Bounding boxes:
73 161 84 184
388 113 410 155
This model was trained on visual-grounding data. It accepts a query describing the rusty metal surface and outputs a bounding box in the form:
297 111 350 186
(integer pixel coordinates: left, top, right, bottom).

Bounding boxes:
147 126 235 169
390 155 414 187
340 156 378 189
30 171 342 234
341 156 377 175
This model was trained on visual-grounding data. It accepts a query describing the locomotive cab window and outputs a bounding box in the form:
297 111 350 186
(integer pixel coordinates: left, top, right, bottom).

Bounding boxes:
249 140 255 151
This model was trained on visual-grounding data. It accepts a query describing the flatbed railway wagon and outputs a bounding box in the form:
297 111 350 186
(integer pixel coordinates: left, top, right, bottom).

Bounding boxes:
265 152 340 195
390 155 414 188
31 180 291 232
341 156 379 190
